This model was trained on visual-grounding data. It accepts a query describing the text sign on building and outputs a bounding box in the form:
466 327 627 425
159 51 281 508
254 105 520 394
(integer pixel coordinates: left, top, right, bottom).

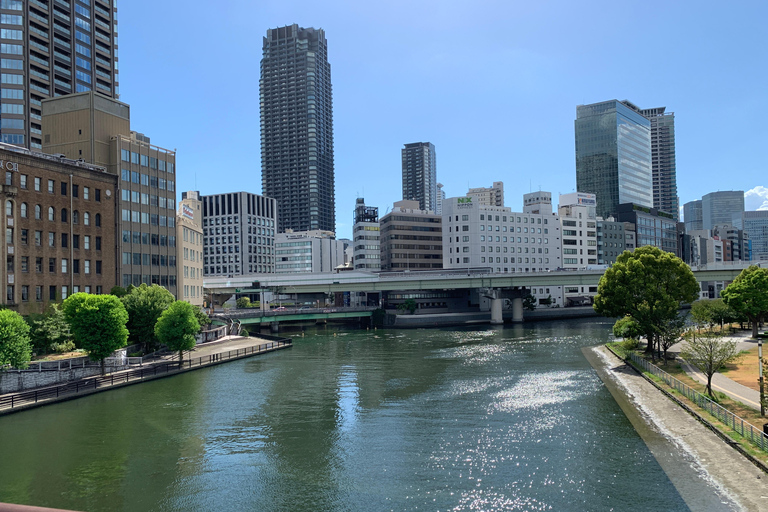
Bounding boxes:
457 197 474 209
0 161 19 172
182 204 194 220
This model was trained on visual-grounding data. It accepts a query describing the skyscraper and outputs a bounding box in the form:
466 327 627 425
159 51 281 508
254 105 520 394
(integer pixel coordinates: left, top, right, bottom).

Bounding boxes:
702 191 744 230
683 199 703 232
402 142 436 212
638 106 678 221
260 24 334 233
575 100 652 219
0 0 119 149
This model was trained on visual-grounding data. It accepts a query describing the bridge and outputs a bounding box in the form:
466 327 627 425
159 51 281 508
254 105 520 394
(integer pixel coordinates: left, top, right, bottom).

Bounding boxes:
213 307 377 332
204 262 763 325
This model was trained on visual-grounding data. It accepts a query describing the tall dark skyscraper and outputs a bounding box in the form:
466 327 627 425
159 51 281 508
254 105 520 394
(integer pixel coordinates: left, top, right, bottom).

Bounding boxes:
402 142 436 212
637 106 678 221
260 24 334 233
575 100 652 219
0 0 119 149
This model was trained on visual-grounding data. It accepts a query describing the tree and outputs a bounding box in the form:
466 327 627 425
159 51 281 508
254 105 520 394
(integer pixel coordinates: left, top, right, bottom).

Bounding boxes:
594 246 699 355
155 301 200 367
62 293 129 375
193 306 210 331
691 299 736 332
721 265 768 339
522 294 537 311
27 304 74 354
110 286 128 298
613 315 641 340
236 297 251 309
397 298 417 315
121 284 175 352
0 309 32 369
680 330 739 397
658 314 686 363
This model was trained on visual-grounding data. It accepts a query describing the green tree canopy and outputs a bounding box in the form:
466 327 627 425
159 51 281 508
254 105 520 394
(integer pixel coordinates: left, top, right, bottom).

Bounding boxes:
721 265 768 338
121 284 175 351
193 306 210 331
236 297 251 309
594 246 699 354
62 293 129 374
0 309 32 369
155 301 200 366
27 303 74 354
613 315 641 340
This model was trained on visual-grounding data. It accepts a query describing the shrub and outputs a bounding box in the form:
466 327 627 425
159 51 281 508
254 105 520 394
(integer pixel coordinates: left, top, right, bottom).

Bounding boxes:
240 328 249 337
620 338 639 352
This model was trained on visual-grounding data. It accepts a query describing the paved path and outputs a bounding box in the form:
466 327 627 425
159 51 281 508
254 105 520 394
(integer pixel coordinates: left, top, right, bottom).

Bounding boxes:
670 332 763 410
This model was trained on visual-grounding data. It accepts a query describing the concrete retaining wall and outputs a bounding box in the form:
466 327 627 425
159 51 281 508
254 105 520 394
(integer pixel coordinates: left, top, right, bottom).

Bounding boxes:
1 364 129 394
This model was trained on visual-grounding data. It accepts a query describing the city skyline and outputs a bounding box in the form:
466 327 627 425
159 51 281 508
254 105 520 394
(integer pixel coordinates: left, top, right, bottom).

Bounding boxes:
115 0 767 239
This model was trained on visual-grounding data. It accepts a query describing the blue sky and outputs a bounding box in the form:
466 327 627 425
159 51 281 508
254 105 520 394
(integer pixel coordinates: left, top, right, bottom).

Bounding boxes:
118 0 768 239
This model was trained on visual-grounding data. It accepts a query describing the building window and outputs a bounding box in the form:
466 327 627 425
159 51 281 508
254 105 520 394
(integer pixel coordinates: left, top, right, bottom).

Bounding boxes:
47 180 54 193
48 207 54 221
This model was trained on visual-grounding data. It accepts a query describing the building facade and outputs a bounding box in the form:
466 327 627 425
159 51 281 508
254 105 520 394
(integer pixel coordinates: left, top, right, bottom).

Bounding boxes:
597 218 634 265
352 197 379 271
734 211 768 261
178 191 203 306
401 142 436 212
275 230 345 273
702 191 744 231
558 193 598 269
575 100 653 219
379 200 442 271
467 181 504 207
442 194 562 274
0 0 119 150
0 143 117 314
201 192 277 276
636 106 678 221
683 199 703 232
436 182 445 215
614 203 678 256
260 24 334 233
41 92 178 295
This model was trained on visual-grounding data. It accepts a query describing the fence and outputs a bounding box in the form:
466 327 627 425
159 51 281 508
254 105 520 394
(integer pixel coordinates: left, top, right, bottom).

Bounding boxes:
0 339 291 412
628 352 768 453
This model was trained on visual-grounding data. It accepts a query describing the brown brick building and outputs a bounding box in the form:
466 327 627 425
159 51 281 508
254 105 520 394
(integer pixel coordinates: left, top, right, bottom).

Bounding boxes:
1 144 117 315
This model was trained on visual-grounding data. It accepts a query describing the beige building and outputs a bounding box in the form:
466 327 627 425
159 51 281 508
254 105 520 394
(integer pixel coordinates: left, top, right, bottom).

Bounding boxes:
467 181 504 207
0 143 118 315
41 91 179 296
178 192 203 306
379 200 442 271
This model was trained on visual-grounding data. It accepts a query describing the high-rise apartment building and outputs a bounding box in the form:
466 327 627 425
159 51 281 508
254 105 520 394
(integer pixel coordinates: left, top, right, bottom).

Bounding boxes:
637 106 678 221
683 199 703 232
436 182 445 215
702 191 744 230
402 142 436 212
467 181 504 207
352 197 380 271
0 0 119 149
41 92 178 295
201 192 277 276
575 100 652 219
260 24 334 233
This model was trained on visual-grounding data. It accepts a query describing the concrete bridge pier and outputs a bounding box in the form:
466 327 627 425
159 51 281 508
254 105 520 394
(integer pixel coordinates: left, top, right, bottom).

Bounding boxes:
511 297 523 323
270 322 279 333
490 294 504 325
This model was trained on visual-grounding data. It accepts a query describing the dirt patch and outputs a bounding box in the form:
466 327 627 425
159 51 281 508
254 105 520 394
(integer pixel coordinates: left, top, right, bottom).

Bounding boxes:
722 346 764 392
32 350 87 362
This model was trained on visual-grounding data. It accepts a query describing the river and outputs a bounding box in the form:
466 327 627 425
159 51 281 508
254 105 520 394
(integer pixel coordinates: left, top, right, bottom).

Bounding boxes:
0 319 739 511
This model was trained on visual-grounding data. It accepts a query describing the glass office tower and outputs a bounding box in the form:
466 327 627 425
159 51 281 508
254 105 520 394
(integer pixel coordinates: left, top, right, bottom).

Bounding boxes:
702 191 744 231
0 0 119 149
575 100 652 219
260 24 334 233
683 199 703 232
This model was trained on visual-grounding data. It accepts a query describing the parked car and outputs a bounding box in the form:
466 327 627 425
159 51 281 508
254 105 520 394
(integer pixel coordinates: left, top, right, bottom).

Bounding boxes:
274 306 286 311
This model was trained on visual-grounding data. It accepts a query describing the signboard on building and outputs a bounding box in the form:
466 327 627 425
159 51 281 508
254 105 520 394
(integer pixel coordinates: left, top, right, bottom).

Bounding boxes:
182 204 194 220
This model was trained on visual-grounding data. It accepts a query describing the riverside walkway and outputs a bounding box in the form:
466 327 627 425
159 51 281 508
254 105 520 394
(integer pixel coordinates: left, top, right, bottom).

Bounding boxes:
673 332 763 410
0 335 291 415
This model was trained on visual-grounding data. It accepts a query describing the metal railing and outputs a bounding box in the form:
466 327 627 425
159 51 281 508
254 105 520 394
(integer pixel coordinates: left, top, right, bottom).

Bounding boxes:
629 352 768 452
0 339 291 412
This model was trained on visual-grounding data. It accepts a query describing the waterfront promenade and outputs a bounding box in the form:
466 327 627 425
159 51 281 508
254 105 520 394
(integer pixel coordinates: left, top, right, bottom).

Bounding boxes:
593 346 767 510
0 335 291 415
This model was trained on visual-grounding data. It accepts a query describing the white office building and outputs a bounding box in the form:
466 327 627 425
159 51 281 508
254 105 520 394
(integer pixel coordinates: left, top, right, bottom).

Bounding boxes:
558 193 599 305
275 230 347 273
